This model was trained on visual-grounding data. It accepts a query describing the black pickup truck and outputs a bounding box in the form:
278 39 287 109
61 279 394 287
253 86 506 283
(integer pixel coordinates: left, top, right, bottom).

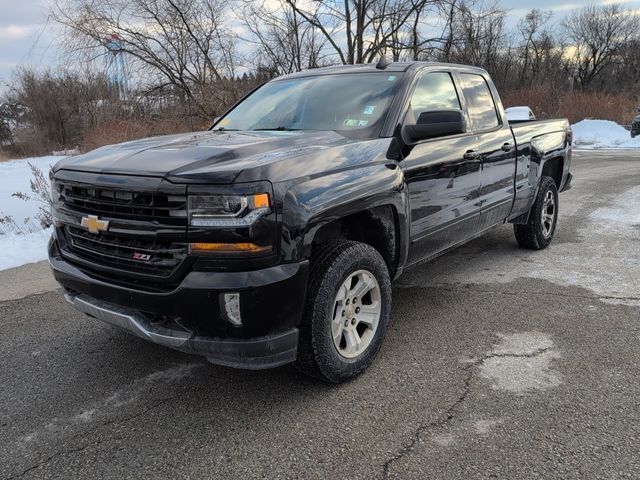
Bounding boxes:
49 61 572 382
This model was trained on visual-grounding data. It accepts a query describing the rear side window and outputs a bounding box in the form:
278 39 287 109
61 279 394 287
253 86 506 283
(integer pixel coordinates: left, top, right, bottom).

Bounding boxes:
409 72 461 120
459 74 500 131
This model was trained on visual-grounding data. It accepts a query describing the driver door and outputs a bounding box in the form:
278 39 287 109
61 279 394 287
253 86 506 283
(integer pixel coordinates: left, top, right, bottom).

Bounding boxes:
402 71 482 265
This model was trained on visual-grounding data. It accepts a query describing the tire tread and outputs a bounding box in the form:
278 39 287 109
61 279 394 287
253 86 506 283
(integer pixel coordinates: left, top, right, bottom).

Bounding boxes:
295 240 391 383
514 176 558 250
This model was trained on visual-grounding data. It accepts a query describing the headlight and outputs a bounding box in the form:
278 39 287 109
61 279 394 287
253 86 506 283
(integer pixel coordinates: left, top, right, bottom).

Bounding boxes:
50 178 62 227
188 193 271 227
50 177 59 203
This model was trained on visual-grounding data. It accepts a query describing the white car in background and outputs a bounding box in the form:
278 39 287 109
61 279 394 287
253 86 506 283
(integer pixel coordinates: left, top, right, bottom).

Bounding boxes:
506 106 536 123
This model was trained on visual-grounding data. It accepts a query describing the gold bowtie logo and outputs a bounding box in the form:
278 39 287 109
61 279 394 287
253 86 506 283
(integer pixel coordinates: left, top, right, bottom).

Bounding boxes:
80 215 110 234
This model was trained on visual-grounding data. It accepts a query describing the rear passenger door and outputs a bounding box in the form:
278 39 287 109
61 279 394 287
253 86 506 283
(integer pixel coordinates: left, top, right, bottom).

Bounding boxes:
457 73 517 231
402 71 482 265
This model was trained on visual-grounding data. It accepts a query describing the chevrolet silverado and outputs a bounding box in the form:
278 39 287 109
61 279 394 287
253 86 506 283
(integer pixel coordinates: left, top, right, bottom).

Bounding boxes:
49 61 573 382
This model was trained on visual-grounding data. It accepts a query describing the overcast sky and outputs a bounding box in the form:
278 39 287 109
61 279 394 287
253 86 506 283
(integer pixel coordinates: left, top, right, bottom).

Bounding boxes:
2 0 640 87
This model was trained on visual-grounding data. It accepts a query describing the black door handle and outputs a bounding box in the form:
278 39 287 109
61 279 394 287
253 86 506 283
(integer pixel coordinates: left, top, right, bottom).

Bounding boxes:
463 150 480 161
502 143 513 152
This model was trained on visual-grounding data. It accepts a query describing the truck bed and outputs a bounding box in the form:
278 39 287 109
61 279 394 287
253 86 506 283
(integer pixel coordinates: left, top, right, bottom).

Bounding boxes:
509 118 571 149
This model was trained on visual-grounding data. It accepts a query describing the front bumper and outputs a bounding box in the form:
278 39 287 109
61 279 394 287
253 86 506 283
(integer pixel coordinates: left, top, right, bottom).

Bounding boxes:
49 237 309 369
64 292 299 369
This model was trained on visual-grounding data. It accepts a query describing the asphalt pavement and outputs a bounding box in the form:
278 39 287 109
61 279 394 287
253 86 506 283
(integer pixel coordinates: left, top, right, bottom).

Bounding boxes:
1 150 639 479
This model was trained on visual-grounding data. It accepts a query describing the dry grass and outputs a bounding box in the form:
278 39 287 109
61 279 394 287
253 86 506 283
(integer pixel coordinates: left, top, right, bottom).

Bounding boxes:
0 151 12 162
83 118 211 152
3 89 638 158
502 86 638 125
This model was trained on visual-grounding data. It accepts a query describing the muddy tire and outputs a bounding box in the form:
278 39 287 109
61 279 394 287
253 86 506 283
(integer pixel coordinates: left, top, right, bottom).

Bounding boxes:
295 240 392 383
514 176 559 250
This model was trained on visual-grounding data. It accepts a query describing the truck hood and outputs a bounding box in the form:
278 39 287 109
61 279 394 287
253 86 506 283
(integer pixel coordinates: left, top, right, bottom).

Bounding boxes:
53 130 354 184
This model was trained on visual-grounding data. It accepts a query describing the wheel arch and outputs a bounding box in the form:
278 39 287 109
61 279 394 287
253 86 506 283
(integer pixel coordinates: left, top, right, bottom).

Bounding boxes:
310 205 401 278
541 156 564 190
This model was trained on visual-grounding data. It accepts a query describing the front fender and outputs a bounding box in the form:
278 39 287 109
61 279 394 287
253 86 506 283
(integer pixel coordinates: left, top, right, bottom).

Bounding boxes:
279 162 409 271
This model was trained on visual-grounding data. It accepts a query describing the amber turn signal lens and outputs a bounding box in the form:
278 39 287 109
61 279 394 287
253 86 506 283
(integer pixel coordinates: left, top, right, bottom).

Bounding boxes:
250 193 270 209
189 242 271 254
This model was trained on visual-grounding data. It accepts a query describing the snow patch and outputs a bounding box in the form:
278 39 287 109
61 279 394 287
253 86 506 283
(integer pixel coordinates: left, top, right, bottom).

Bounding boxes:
431 432 456 446
589 186 640 237
572 119 640 149
0 156 62 230
0 227 53 271
0 156 64 271
473 418 504 435
12 363 201 449
75 409 96 422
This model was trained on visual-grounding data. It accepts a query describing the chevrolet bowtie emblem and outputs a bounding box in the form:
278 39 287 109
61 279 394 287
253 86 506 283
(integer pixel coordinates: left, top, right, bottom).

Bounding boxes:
80 215 110 234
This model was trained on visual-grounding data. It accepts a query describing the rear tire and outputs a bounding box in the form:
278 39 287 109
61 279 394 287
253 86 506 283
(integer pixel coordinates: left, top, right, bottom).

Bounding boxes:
295 240 392 383
514 176 559 250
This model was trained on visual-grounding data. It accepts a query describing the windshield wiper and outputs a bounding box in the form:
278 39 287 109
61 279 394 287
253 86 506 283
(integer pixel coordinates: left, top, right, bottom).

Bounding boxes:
252 126 300 131
214 127 239 132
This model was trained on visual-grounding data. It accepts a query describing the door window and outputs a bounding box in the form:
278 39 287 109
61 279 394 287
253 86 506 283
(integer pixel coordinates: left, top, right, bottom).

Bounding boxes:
408 72 461 121
458 74 500 131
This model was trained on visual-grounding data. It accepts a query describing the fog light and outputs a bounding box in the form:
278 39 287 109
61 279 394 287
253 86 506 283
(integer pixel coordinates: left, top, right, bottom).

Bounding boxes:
220 293 241 326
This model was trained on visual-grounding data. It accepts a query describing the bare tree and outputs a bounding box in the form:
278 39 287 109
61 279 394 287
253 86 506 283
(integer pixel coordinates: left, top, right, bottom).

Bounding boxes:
563 4 640 88
6 67 115 151
281 0 432 64
385 0 445 61
50 0 241 117
517 9 553 85
0 102 18 146
239 0 327 75
615 39 640 92
437 0 506 67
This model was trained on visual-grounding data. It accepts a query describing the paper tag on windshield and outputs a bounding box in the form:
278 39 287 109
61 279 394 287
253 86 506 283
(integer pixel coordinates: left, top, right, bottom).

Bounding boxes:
363 106 376 115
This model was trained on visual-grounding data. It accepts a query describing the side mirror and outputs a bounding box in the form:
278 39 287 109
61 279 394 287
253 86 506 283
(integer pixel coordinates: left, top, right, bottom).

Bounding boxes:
402 110 466 143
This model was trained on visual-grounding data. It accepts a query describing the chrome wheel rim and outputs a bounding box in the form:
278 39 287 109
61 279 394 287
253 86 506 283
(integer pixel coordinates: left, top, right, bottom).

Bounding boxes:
331 270 381 359
541 190 556 237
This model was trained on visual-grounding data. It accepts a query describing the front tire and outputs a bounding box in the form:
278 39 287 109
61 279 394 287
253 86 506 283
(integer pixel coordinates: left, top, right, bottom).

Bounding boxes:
514 176 559 250
295 241 392 383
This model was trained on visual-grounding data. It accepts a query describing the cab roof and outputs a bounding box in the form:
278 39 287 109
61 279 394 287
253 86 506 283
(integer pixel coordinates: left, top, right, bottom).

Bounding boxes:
276 61 488 80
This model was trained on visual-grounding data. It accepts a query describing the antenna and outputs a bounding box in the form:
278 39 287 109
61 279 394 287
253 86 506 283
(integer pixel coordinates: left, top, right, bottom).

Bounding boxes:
103 33 130 100
376 54 391 70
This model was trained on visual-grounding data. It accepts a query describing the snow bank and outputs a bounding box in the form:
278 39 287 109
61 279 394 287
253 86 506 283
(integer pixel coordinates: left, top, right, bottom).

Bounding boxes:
0 227 53 271
0 156 63 231
0 156 63 270
572 119 640 149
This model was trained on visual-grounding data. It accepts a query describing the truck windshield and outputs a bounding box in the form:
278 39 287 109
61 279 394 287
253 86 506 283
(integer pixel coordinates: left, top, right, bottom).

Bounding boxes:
213 73 402 137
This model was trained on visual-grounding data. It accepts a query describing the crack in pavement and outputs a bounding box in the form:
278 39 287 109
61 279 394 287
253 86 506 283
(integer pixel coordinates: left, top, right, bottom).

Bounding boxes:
3 438 105 480
380 347 553 479
3 395 178 480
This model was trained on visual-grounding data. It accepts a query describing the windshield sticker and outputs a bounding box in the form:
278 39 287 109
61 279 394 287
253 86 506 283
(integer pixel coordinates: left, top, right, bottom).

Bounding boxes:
358 120 369 127
387 75 396 81
363 105 376 115
343 119 359 126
